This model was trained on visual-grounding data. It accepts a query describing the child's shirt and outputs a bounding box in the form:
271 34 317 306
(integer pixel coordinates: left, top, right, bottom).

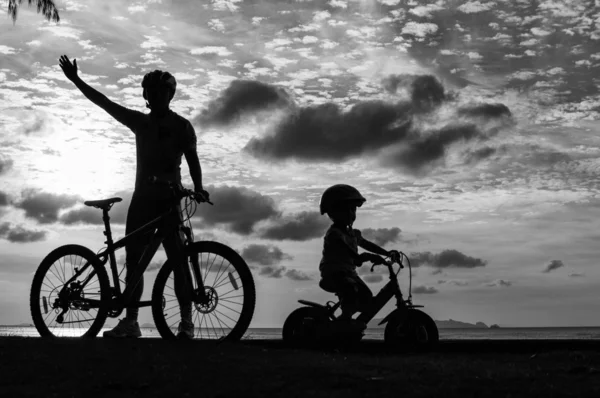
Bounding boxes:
319 224 365 278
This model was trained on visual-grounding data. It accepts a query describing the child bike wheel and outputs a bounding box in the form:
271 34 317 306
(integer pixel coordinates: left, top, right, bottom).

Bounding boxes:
282 307 329 346
29 244 110 338
384 308 439 351
151 241 256 341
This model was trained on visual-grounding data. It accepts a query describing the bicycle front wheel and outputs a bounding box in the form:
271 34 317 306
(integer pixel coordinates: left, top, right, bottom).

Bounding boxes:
30 244 110 338
152 241 256 341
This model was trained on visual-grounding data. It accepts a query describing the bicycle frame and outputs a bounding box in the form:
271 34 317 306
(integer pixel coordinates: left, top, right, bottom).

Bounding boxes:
57 202 203 311
300 263 417 325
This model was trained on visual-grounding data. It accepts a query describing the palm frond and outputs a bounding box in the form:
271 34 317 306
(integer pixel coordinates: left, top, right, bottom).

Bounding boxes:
7 0 60 24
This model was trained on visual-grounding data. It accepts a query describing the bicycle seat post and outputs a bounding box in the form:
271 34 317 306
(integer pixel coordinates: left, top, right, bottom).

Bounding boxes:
102 208 115 247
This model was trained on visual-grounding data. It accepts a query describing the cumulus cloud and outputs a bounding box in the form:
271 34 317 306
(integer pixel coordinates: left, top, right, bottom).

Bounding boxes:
409 249 487 268
242 244 293 266
361 227 402 246
0 222 47 243
543 260 565 273
16 190 79 224
259 211 329 241
285 269 312 281
193 185 279 234
412 285 438 294
243 74 511 175
363 274 384 284
193 80 293 127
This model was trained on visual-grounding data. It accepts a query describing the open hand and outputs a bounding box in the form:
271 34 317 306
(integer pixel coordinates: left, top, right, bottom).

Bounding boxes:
59 55 78 81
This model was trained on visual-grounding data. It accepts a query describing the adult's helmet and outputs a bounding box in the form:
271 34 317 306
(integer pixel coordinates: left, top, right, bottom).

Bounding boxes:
319 184 366 215
142 70 177 100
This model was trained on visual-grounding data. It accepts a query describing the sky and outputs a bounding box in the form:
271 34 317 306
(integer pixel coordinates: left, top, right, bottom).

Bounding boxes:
0 0 599 328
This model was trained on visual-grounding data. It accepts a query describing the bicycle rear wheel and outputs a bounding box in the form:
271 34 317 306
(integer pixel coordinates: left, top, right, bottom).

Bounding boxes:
152 241 256 341
30 244 110 338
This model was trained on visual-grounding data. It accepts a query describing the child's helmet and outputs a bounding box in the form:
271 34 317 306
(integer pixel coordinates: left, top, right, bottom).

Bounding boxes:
319 184 366 215
142 70 177 100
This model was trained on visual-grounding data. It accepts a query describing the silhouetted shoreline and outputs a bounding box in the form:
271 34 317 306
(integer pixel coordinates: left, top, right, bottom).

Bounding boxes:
1 337 599 397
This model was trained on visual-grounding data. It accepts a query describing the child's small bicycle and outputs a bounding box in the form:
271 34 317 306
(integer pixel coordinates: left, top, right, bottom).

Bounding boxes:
282 252 439 349
29 177 256 340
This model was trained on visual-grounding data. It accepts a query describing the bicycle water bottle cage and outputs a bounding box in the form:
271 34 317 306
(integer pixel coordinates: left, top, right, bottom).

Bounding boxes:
84 197 123 211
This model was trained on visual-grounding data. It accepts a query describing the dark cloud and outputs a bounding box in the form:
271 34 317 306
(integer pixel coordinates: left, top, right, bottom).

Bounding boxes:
16 190 79 224
242 244 292 266
0 156 14 175
361 227 401 247
458 103 511 119
259 265 286 278
463 146 497 164
485 279 513 287
0 191 9 206
383 124 485 174
412 285 438 294
244 100 412 162
193 80 293 127
60 207 104 225
242 73 512 174
193 185 279 234
543 260 564 273
259 211 329 241
409 249 487 269
569 272 584 278
0 222 47 243
285 269 312 281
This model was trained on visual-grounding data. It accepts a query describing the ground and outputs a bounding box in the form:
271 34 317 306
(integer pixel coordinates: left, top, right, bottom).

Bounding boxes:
1 338 599 397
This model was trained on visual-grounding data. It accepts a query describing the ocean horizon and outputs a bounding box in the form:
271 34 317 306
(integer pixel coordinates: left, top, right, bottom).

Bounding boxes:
3 326 600 340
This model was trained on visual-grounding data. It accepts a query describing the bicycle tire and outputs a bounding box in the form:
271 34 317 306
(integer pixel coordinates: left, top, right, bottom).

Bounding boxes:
384 308 439 351
152 241 256 341
30 244 110 338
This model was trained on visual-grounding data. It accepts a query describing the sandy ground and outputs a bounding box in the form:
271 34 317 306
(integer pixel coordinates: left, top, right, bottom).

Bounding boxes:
1 338 599 397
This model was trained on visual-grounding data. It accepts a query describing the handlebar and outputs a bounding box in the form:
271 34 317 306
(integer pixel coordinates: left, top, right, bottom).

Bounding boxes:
148 176 214 205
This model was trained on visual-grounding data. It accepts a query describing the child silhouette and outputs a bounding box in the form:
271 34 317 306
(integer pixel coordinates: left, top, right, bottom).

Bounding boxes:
318 184 400 330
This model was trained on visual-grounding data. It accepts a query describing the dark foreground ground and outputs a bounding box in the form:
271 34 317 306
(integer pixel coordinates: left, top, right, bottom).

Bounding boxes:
1 338 599 398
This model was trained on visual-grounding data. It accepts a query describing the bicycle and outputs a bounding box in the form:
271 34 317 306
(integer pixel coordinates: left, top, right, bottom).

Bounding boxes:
282 252 439 350
29 177 256 340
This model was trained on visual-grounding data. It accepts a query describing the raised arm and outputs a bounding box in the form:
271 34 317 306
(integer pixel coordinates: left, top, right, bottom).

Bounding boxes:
59 55 140 129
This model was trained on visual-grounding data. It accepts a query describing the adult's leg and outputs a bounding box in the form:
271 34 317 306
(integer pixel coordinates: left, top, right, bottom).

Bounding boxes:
161 204 193 323
123 191 154 321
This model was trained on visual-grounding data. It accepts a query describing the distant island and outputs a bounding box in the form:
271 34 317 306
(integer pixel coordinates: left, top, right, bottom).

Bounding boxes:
368 318 499 329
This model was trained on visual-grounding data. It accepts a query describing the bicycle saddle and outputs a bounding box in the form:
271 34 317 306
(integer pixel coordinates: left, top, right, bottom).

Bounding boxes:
84 197 122 210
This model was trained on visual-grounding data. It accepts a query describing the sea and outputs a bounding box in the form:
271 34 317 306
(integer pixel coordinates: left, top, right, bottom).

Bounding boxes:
2 326 600 340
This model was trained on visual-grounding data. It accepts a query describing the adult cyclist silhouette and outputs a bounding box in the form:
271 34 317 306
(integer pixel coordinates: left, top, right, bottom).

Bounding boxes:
59 55 209 339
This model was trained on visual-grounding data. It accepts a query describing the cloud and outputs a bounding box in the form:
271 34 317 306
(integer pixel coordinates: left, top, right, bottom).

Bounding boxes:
193 80 293 127
361 227 402 246
543 260 565 273
193 185 279 234
242 244 293 266
285 269 313 281
409 249 487 269
16 190 79 224
0 191 9 206
0 222 47 243
485 279 513 287
259 211 329 241
243 74 512 175
412 285 438 294
438 279 469 286
0 156 14 175
463 146 498 164
20 112 49 135
259 265 286 278
569 272 584 277
457 103 512 119
60 207 104 225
